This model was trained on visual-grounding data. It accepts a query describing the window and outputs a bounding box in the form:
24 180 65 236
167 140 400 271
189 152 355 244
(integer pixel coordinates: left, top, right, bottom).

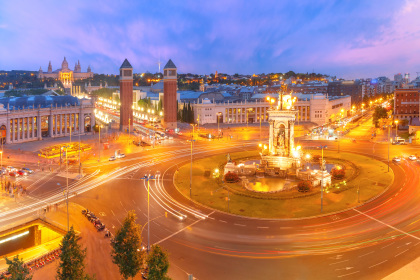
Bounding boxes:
123 70 132 76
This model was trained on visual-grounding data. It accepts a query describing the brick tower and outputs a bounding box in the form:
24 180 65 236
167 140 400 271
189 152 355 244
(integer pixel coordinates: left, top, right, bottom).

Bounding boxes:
119 59 133 132
163 59 177 129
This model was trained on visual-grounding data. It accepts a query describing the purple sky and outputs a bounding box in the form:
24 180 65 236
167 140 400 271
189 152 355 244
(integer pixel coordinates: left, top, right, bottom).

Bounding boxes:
1 0 419 80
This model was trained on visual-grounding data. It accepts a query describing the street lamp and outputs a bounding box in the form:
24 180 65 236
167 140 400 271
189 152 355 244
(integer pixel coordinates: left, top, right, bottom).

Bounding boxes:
217 112 222 139
59 145 70 231
140 173 156 252
319 145 327 213
98 124 102 162
394 120 399 139
188 139 196 198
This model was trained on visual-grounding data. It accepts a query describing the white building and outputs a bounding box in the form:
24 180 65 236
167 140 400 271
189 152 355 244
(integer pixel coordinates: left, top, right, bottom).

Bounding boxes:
0 96 95 144
193 93 351 126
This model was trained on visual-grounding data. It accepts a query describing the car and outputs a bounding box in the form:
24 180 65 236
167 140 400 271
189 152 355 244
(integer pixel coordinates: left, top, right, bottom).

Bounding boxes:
109 156 116 161
22 167 34 174
392 157 401 163
17 170 28 176
117 153 126 158
7 166 17 172
408 155 417 161
140 141 151 147
9 172 19 177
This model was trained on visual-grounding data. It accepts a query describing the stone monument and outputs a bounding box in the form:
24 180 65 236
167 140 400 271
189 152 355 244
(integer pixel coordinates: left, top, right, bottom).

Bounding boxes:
262 85 302 173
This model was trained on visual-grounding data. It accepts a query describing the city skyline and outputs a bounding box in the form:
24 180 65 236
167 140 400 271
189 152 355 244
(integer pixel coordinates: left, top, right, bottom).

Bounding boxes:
0 1 420 79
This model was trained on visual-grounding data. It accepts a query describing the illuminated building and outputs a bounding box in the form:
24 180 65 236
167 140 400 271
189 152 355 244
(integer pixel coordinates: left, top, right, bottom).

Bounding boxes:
119 59 133 132
37 57 93 86
163 59 177 129
0 95 95 144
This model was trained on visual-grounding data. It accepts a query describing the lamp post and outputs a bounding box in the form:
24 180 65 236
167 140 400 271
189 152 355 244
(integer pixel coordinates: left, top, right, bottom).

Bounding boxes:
58 145 70 231
394 120 399 140
78 132 82 176
188 139 196 198
98 124 102 162
319 145 327 213
140 173 156 252
388 125 390 172
217 112 222 139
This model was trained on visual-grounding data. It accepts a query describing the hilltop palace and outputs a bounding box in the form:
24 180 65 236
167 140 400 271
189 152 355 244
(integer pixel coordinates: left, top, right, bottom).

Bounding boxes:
37 57 93 87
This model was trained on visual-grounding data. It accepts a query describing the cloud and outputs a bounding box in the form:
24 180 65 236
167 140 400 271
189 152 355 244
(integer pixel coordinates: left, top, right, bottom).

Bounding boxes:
0 0 419 79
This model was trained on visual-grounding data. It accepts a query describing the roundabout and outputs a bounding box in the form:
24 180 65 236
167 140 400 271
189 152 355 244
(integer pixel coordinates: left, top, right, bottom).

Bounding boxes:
174 149 393 219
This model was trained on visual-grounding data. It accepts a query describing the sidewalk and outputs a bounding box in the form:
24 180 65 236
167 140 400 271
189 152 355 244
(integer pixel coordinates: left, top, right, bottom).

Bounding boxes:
384 258 420 280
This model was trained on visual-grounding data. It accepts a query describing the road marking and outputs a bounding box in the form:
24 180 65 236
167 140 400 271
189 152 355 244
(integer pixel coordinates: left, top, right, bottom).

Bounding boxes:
219 220 227 223
155 211 214 245
257 226 269 229
329 260 348 265
337 271 359 278
353 209 420 241
132 199 136 204
358 251 374 258
381 242 395 250
335 267 353 271
111 209 115 216
234 223 246 227
395 249 409 257
397 242 411 248
369 260 387 268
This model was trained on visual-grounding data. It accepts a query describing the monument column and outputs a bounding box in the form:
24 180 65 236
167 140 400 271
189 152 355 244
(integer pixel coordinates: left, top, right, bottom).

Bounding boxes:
268 120 274 154
37 115 42 140
119 59 133 132
289 119 295 155
162 59 178 129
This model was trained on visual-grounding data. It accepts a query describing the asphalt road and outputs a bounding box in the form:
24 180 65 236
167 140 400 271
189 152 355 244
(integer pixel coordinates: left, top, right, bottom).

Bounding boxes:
2 118 420 279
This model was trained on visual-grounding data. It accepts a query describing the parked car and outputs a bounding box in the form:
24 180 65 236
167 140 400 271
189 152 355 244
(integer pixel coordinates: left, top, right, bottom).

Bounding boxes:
9 172 18 177
17 170 28 176
392 157 401 163
408 155 417 161
22 167 34 174
109 156 116 161
7 166 17 172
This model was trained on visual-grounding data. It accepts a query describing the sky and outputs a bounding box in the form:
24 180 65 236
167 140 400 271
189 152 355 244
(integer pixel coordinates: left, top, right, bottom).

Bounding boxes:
0 0 420 79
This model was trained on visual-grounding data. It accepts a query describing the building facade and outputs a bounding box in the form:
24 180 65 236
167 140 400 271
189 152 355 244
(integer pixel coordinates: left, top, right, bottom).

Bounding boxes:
0 96 95 144
193 93 351 126
37 57 93 86
394 88 420 120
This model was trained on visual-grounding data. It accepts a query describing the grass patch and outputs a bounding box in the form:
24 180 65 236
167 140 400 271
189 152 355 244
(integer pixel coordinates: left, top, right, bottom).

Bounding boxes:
174 150 393 219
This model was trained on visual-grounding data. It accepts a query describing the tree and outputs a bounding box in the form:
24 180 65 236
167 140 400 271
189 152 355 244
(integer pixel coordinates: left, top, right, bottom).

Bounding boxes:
146 245 171 280
5 255 32 280
297 180 312 192
111 211 144 280
57 226 94 280
372 106 388 127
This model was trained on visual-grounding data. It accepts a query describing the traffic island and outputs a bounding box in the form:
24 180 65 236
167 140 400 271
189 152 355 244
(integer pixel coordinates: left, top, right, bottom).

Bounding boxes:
174 150 394 219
